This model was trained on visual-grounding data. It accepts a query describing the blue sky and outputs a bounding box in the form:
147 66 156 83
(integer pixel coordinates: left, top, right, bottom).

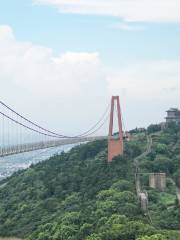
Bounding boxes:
0 0 180 133
1 0 180 66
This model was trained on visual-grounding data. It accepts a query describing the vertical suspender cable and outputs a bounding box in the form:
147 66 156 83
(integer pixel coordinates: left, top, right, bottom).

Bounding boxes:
0 116 1 156
2 114 4 157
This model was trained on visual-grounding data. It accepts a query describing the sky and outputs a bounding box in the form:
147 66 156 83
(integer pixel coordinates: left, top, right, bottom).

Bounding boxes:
0 0 180 135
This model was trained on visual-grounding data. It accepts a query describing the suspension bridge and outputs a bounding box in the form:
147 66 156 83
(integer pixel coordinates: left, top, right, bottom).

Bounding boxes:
0 96 125 160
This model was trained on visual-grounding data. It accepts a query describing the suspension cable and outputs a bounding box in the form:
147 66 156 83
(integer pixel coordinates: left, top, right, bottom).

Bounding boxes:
71 103 110 138
0 101 65 137
84 114 109 136
0 111 62 139
0 100 110 138
0 108 109 140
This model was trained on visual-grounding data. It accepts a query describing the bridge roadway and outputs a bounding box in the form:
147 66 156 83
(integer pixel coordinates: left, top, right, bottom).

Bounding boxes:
0 136 106 157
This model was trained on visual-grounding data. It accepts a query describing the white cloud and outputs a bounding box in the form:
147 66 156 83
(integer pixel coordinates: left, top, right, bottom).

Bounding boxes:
0 25 14 41
112 23 144 31
33 0 180 22
0 25 109 135
108 61 180 127
1 25 180 132
54 52 100 64
108 61 180 98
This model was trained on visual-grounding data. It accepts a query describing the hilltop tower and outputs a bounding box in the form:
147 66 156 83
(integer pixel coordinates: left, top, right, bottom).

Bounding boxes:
108 96 124 162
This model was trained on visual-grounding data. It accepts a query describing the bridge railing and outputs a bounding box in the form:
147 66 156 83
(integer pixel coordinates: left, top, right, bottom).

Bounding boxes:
0 136 106 157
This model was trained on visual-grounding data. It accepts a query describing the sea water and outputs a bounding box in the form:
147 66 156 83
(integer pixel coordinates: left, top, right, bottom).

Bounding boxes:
0 143 80 180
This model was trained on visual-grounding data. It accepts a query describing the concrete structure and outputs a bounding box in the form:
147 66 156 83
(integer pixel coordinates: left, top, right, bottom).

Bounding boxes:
108 96 123 162
139 192 148 212
149 173 166 191
166 108 180 123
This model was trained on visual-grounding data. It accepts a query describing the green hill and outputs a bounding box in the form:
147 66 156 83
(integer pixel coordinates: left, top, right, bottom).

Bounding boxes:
0 123 179 240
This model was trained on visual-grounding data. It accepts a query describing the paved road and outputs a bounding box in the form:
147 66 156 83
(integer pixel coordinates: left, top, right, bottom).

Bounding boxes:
134 135 152 195
169 178 180 201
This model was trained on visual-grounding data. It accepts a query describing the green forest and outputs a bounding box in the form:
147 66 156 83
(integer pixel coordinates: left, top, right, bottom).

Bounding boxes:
0 123 179 240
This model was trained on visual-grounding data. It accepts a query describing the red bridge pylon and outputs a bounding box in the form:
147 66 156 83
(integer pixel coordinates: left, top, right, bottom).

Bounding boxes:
108 96 124 162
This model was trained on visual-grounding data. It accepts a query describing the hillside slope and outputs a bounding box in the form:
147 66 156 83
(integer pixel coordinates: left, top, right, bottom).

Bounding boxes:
0 123 179 240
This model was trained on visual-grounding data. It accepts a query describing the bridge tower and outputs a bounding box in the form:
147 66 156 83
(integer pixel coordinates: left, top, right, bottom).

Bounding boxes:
108 96 124 162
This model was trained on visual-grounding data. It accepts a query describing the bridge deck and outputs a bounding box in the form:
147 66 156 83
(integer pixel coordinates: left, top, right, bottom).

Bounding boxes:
0 136 106 157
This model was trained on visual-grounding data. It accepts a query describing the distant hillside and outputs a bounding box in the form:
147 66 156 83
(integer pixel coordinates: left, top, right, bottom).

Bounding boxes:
0 123 179 240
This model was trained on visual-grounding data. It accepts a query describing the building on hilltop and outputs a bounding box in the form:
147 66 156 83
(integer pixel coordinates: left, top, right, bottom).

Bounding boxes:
166 108 180 123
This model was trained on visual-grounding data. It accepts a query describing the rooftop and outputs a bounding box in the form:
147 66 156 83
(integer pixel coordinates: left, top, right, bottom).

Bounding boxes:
166 108 179 112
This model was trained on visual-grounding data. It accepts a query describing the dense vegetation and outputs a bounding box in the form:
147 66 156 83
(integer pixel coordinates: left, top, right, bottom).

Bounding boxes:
138 123 180 231
0 123 179 240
